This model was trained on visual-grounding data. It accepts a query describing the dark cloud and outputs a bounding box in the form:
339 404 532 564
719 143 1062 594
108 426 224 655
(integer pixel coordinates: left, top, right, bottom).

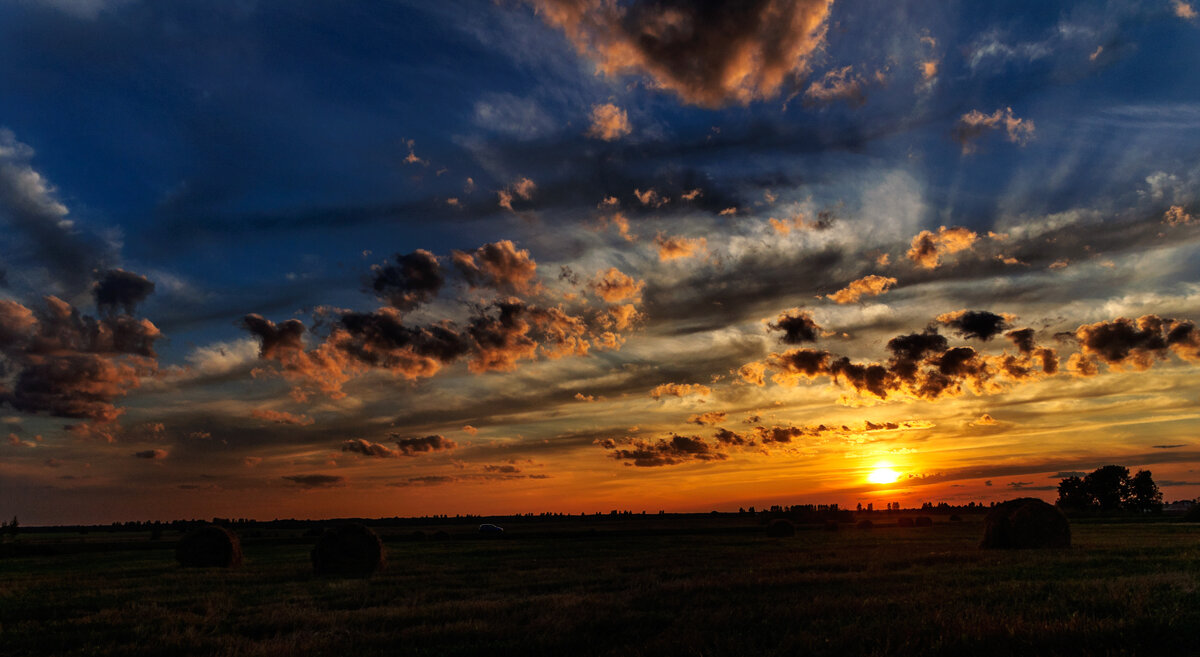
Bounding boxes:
1152 444 1186 449
1073 315 1200 372
369 249 443 310
388 472 551 487
340 439 397 458
528 0 833 107
603 433 727 467
0 295 160 423
1006 328 1036 353
483 464 520 474
132 449 167 459
393 434 457 456
93 269 155 316
283 474 345 488
768 308 821 344
336 308 471 377
748 312 1071 402
1052 471 1086 478
242 273 636 397
938 310 1013 341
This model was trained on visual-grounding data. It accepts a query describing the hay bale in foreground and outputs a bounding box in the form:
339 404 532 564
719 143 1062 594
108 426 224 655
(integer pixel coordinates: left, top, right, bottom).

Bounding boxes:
915 516 933 527
857 519 874 529
176 524 242 568
980 497 1070 549
823 521 840 531
949 514 963 523
897 517 915 527
311 523 385 577
765 519 795 537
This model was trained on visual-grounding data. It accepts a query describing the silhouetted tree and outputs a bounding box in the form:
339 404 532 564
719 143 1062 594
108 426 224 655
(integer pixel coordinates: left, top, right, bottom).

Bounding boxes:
1128 470 1164 512
1056 476 1090 510
1085 465 1131 510
1057 466 1162 512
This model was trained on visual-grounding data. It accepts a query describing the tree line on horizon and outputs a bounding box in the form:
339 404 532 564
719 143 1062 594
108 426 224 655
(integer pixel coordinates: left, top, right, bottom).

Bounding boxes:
1056 465 1163 512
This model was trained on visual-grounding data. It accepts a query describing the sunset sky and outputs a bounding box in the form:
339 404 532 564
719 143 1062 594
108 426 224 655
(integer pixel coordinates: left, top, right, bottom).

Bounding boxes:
3 0 1200 525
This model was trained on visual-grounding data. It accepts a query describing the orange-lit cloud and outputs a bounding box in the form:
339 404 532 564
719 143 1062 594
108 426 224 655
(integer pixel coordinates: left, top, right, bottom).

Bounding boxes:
590 267 644 302
649 382 712 399
826 275 897 304
688 411 727 425
654 233 707 261
250 409 314 426
452 240 539 295
804 65 866 105
528 0 834 107
953 107 1035 153
586 103 632 140
0 287 160 424
906 226 978 269
1164 205 1195 226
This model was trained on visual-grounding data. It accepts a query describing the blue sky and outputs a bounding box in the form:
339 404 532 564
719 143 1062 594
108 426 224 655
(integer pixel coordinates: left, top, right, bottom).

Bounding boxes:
2 0 1199 523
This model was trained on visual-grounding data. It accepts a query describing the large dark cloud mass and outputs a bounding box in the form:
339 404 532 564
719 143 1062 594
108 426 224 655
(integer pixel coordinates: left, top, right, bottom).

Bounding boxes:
369 249 443 311
1073 315 1200 372
937 310 1013 341
599 433 727 467
283 474 345 488
748 309 1200 401
0 288 160 424
529 0 833 107
748 311 1063 401
768 308 822 344
93 270 155 316
241 241 640 397
393 434 457 456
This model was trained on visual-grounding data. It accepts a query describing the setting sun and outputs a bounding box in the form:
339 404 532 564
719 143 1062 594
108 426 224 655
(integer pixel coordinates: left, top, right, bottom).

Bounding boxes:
868 467 901 485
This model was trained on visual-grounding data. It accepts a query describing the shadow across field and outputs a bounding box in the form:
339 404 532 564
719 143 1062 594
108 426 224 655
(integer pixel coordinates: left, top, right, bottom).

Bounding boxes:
2 520 1199 656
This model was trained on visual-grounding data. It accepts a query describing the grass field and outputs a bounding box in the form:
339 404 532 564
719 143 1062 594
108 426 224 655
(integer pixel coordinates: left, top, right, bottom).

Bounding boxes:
2 517 1199 656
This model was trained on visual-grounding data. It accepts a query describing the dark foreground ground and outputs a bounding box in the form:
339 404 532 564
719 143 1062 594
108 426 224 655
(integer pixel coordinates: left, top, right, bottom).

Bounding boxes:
2 516 1199 656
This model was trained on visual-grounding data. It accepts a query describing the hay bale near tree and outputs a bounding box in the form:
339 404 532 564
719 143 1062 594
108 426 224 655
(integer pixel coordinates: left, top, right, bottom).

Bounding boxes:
176 524 242 568
897 517 915 527
980 497 1070 549
856 519 874 529
915 516 933 527
311 523 386 577
765 519 795 537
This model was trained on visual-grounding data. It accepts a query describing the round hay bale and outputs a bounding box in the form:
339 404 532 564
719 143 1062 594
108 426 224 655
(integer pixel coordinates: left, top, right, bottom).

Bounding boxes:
765 519 795 537
823 521 840 531
176 524 242 568
915 516 933 527
980 497 1070 549
897 517 915 527
1183 503 1200 522
432 530 451 541
311 523 385 577
856 519 873 529
948 514 963 523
